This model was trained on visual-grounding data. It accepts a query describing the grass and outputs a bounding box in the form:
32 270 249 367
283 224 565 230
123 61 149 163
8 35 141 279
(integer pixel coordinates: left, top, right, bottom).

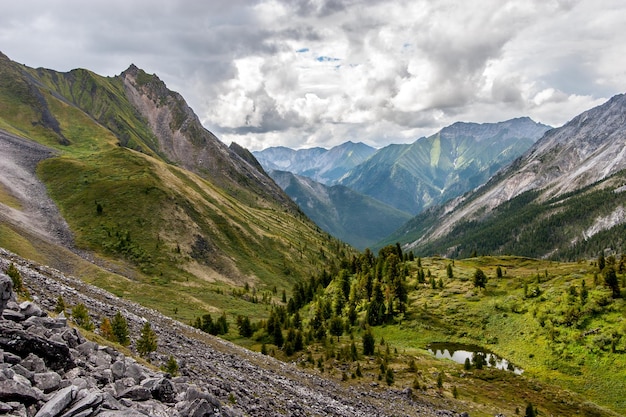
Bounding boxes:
253 255 624 417
370 256 625 415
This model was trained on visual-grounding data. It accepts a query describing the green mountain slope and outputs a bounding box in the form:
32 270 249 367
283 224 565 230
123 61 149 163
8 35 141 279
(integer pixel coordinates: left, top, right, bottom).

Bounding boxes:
0 52 352 315
340 118 550 214
284 250 625 416
270 170 412 250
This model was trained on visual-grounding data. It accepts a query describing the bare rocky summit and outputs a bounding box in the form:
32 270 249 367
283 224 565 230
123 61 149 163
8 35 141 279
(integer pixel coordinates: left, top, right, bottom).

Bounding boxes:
0 248 465 417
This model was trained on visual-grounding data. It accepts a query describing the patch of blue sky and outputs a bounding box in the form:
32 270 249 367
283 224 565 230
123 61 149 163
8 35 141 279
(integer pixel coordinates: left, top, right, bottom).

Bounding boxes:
316 56 340 62
296 48 309 53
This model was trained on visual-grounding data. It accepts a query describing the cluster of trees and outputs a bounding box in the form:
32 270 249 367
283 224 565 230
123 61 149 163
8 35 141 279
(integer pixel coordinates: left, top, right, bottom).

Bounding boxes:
192 313 229 336
231 245 414 362
57 296 162 362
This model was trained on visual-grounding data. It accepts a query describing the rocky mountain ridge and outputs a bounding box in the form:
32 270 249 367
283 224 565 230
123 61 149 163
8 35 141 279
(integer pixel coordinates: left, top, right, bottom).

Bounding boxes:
339 117 550 215
398 93 626 258
253 142 377 185
0 248 464 417
0 51 349 291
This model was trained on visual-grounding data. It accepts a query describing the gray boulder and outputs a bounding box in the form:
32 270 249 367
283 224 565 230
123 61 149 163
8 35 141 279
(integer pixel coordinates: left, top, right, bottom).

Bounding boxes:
0 273 11 315
33 385 77 417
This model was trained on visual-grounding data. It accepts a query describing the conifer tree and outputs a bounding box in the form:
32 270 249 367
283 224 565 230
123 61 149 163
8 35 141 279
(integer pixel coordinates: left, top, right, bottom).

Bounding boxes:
473 268 487 289
604 267 620 298
5 263 27 296
524 402 536 417
111 312 130 346
163 355 179 376
362 328 375 355
446 263 453 279
100 317 115 341
54 296 66 314
72 303 94 331
137 321 158 357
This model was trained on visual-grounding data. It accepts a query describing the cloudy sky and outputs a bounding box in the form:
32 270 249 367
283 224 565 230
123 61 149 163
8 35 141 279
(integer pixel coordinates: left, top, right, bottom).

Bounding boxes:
1 0 625 150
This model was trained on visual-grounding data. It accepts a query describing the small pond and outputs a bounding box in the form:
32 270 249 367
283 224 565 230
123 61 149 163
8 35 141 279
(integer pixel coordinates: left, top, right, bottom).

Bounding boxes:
427 342 524 375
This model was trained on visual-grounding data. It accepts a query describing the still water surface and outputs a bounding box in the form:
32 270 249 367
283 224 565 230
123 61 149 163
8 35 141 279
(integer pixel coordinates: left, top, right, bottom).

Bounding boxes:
427 342 523 375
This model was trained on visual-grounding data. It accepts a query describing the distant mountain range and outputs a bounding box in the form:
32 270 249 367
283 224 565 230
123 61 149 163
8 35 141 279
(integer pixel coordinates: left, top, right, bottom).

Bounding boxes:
388 93 626 260
257 118 550 247
269 170 411 249
253 141 376 185
339 117 551 215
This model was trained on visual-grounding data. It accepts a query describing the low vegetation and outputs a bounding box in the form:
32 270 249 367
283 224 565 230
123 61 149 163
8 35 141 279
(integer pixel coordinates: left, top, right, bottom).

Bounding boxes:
222 250 625 416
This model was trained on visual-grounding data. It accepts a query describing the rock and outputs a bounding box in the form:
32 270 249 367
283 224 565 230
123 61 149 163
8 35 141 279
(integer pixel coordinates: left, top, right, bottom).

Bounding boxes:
179 398 216 417
110 360 125 381
0 401 12 413
19 301 43 318
0 379 44 404
58 390 103 417
124 363 147 383
1 309 24 321
2 352 20 365
97 409 150 417
149 378 177 403
33 385 77 417
20 353 46 373
0 329 75 371
11 364 34 381
23 316 66 330
33 371 62 392
0 273 11 315
75 341 97 356
118 385 152 401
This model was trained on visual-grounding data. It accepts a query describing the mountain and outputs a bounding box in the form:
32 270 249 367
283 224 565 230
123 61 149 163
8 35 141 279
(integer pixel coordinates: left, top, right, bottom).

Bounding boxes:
393 93 626 259
0 52 352 315
253 141 376 184
339 118 551 214
270 170 412 249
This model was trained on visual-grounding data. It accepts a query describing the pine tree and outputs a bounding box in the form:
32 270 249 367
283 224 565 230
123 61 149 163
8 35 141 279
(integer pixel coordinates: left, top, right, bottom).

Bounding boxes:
54 296 66 314
604 267 620 298
473 268 487 289
385 368 394 386
71 303 94 331
329 316 344 341
136 321 158 357
524 402 536 417
163 355 179 376
100 317 115 341
236 315 253 338
111 312 130 346
273 322 284 348
362 328 375 355
446 263 453 279
5 263 26 295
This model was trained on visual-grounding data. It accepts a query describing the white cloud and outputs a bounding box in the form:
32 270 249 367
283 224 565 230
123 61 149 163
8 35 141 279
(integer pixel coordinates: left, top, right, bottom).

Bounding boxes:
0 0 624 150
